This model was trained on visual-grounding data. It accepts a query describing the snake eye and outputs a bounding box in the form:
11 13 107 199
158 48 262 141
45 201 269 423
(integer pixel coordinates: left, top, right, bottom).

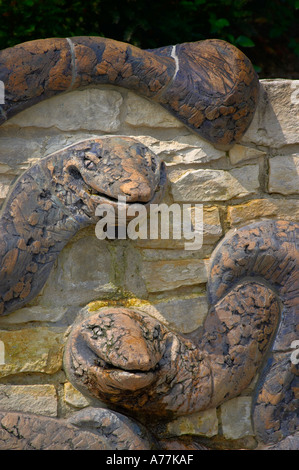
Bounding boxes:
84 158 96 170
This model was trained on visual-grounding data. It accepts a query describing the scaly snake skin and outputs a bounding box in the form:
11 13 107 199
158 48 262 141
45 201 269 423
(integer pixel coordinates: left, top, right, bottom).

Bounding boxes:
64 220 298 445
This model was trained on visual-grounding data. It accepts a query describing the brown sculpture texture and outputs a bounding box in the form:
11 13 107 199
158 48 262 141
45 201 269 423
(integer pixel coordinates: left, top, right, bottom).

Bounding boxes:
0 36 297 451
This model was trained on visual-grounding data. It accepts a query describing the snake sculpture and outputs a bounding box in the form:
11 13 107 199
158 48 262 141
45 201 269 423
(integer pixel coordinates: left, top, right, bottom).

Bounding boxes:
0 36 298 450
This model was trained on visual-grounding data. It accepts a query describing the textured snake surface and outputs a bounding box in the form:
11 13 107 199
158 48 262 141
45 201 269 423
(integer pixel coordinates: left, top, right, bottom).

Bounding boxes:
0 136 166 316
0 36 259 148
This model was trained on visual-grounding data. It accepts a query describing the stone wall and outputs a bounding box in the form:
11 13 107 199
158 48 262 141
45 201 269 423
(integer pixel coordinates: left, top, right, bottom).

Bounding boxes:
0 78 298 449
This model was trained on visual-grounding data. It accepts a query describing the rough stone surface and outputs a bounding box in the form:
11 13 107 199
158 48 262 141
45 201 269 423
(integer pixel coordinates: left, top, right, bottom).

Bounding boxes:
6 89 123 132
0 36 259 147
0 384 57 416
241 80 299 147
134 135 226 164
125 92 183 128
141 258 209 292
63 382 90 409
170 165 260 202
229 144 266 165
166 408 218 438
0 60 297 450
268 154 299 195
38 237 117 308
228 198 299 227
0 328 65 377
220 397 254 440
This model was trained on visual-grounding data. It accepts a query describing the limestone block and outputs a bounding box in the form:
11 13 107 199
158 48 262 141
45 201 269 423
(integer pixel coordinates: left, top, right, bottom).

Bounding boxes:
268 154 299 195
134 206 222 253
229 144 266 165
220 396 254 440
170 164 260 202
141 295 209 333
228 198 299 227
0 135 44 171
37 236 118 308
5 88 123 132
0 384 57 416
141 258 209 292
0 174 15 203
125 92 183 128
241 80 299 147
64 382 90 409
0 327 65 378
165 408 218 437
0 306 67 325
134 135 225 164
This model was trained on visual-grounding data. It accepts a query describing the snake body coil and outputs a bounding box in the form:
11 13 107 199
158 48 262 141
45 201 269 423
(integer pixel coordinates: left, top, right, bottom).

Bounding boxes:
64 220 299 446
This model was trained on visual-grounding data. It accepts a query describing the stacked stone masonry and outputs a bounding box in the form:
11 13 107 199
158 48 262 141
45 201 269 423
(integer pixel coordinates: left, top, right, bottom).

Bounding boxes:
0 76 298 450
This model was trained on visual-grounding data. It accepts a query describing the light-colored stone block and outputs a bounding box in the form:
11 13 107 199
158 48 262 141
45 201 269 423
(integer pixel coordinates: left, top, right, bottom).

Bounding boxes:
0 384 57 416
125 92 183 128
0 328 65 378
268 154 299 195
166 408 218 437
5 88 123 132
64 382 90 409
220 396 254 439
141 258 209 292
133 135 225 164
170 165 260 202
242 80 299 147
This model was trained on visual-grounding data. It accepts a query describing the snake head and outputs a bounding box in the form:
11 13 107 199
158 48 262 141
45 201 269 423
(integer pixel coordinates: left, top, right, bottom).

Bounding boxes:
63 308 182 417
48 136 166 223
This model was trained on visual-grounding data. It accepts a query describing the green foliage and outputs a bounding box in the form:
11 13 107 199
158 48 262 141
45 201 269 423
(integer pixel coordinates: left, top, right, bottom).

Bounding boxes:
0 0 298 77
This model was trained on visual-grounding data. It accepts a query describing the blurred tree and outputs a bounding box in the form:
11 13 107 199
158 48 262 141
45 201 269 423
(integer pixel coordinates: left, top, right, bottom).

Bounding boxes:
0 0 298 77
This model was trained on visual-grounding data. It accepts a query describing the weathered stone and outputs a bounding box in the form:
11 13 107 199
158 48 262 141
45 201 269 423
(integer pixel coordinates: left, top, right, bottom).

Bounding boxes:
221 396 254 440
170 165 260 202
0 137 166 317
0 384 57 416
229 144 266 165
68 407 156 450
134 206 222 252
0 37 259 147
0 174 15 203
141 258 209 292
125 92 183 128
241 80 299 147
130 135 225 164
38 237 117 308
268 154 299 195
228 198 299 227
165 408 218 437
0 327 65 378
5 88 123 132
0 306 67 325
64 382 90 409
